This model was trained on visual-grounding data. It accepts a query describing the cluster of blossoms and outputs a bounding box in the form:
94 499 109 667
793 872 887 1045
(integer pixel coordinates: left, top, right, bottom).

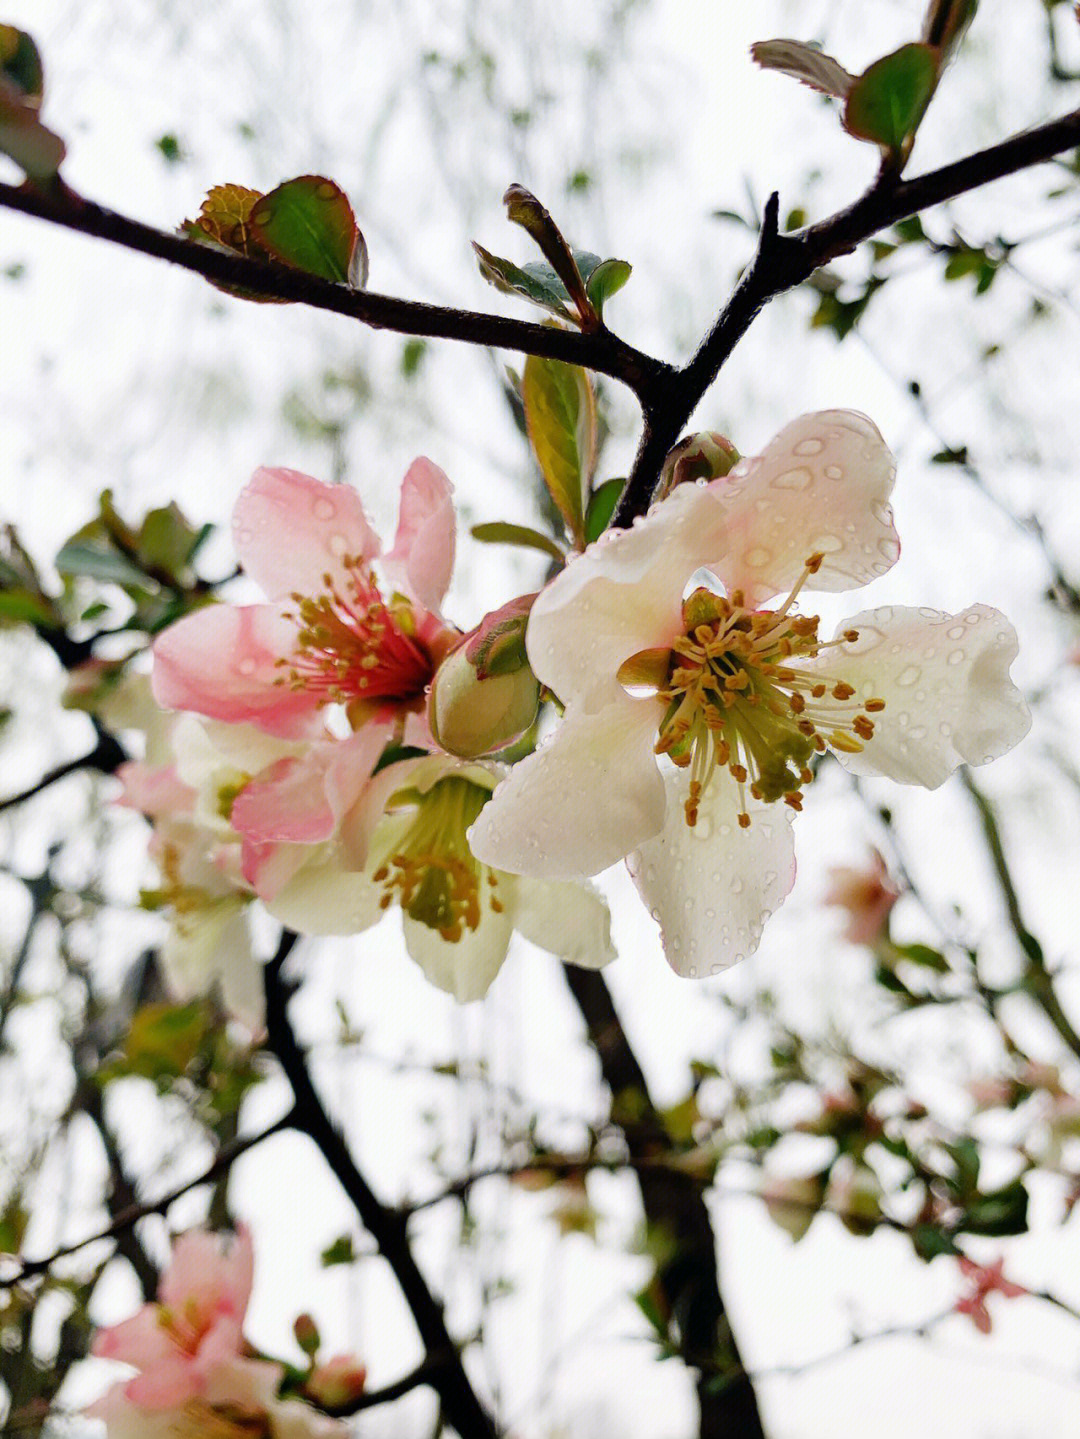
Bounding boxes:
128 410 1028 1011
87 1226 362 1437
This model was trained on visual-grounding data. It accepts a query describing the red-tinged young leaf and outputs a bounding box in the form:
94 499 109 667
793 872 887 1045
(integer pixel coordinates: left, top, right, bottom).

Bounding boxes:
922 0 978 59
248 176 364 285
843 43 940 153
470 521 565 562
503 183 594 323
184 183 264 256
522 355 597 545
750 38 854 98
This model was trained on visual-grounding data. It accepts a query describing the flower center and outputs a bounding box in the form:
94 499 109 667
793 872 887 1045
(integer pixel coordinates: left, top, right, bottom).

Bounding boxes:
371 777 503 941
622 554 884 830
275 556 434 709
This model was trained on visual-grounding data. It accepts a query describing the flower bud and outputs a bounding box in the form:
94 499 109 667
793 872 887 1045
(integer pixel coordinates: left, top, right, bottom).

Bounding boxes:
303 1353 368 1410
656 431 740 501
428 594 541 758
293 1312 320 1358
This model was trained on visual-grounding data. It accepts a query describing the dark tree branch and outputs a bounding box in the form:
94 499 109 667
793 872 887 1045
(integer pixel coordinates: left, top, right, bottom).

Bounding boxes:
612 105 1080 525
1 1118 289 1291
561 965 765 1439
0 180 668 400
0 729 127 814
263 934 499 1439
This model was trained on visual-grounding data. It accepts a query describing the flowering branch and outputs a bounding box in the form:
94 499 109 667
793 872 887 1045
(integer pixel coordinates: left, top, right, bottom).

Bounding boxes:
263 934 500 1438
0 1117 290 1291
0 180 667 399
612 104 1080 525
562 966 765 1439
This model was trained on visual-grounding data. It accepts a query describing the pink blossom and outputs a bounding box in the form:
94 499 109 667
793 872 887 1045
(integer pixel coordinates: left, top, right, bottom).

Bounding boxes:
824 847 900 944
152 460 460 739
91 1225 253 1410
87 1226 347 1438
304 1353 369 1409
953 1255 1028 1335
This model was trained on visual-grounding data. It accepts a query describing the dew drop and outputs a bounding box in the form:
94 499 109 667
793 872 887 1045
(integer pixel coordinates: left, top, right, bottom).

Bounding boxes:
314 497 336 520
919 606 942 621
908 724 927 740
684 897 694 912
772 467 814 491
810 533 844 553
965 612 981 626
793 437 825 457
897 712 909 727
939 721 952 737
825 465 843 480
235 528 253 546
730 876 744 895
328 532 349 556
764 871 777 885
644 864 657 882
694 816 714 840
947 649 965 666
878 537 900 561
896 665 921 687
755 498 772 513
746 546 771 568
237 657 256 676
947 625 966 640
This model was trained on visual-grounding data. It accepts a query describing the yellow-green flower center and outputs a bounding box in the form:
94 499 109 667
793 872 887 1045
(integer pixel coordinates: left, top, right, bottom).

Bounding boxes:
621 555 884 829
372 777 502 941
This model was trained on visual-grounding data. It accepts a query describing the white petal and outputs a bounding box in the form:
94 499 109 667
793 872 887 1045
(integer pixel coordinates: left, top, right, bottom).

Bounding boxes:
827 604 1031 787
526 481 734 712
161 900 264 1027
512 876 616 970
402 901 514 1002
467 697 666 880
263 853 386 935
627 769 797 977
713 410 899 605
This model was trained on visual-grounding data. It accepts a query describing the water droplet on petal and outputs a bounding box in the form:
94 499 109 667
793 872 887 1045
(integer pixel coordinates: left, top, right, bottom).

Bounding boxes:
694 816 713 840
825 465 843 480
793 437 825 457
948 649 965 666
947 625 966 640
746 546 771 568
965 612 981 626
237 657 256 676
314 497 336 520
896 665 921 687
810 533 843 553
908 724 927 740
730 876 744 895
939 722 952 736
772 467 813 491
328 532 349 556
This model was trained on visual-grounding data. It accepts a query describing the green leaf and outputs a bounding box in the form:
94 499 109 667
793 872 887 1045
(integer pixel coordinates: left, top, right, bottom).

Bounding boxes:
249 176 366 286
584 477 624 542
843 43 939 152
137 503 201 580
0 25 44 100
963 1180 1029 1237
470 521 565 562
55 540 152 590
750 38 854 99
892 941 950 972
0 590 55 627
584 258 632 317
101 1001 211 1086
911 1224 957 1261
473 244 628 321
521 356 597 543
321 1234 358 1267
472 243 574 319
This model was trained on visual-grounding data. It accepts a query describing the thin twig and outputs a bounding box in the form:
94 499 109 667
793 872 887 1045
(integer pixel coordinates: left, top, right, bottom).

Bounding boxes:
0 730 128 814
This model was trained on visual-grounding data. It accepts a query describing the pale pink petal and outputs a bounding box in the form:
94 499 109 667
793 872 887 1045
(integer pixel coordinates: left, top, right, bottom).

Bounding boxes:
526 481 735 713
710 411 899 605
92 1306 176 1368
231 757 337 846
512 876 615 970
401 902 515 1001
232 468 381 600
123 1355 201 1410
202 1355 283 1413
382 457 456 612
627 769 797 977
468 698 666 879
152 604 323 738
240 835 309 900
159 1224 253 1325
85 1385 184 1438
824 605 1031 788
192 1315 245 1380
264 855 386 935
115 761 195 820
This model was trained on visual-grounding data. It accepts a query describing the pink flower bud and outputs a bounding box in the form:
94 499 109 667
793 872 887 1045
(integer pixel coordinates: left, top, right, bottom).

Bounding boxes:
304 1354 368 1410
824 847 899 944
657 431 740 500
428 594 541 758
293 1312 321 1357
